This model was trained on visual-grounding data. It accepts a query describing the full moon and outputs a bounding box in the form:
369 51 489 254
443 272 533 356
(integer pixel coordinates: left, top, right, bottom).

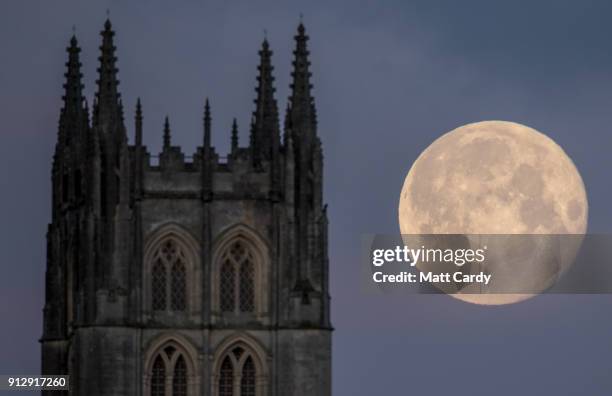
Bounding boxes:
398 121 588 305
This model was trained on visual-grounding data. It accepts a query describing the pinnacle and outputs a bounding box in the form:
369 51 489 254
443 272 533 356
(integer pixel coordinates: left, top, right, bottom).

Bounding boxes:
94 17 123 128
163 116 171 148
204 99 212 149
250 36 279 161
231 118 239 153
204 98 211 119
287 19 317 138
135 99 143 146
62 34 84 114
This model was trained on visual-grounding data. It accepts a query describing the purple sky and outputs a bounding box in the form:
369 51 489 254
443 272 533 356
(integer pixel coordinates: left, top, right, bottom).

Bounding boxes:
1 0 612 394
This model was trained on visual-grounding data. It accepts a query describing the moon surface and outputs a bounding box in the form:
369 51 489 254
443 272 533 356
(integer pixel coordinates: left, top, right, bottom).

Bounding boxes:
398 121 588 305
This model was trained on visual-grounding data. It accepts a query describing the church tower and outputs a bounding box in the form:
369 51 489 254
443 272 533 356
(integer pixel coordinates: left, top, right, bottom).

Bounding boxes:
42 19 332 396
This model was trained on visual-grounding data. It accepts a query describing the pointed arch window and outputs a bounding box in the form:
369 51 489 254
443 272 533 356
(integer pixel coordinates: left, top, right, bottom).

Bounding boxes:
240 356 256 396
148 342 193 396
239 260 255 312
171 261 187 311
151 239 188 312
151 355 166 396
172 355 187 396
219 240 256 313
220 260 235 312
219 356 234 396
217 346 261 396
152 260 167 310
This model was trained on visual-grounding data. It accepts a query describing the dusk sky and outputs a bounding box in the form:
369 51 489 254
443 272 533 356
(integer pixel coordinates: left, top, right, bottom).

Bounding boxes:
2 0 612 394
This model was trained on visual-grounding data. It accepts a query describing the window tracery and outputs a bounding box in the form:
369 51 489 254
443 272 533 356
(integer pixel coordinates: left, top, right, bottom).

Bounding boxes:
219 240 255 313
151 238 188 312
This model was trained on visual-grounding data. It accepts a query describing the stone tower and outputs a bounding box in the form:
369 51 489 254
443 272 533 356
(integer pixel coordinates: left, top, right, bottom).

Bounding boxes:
41 19 331 396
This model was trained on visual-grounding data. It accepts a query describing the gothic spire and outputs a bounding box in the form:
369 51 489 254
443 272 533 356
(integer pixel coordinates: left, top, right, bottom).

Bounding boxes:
288 22 316 137
286 21 321 291
94 18 122 124
251 38 280 163
62 35 85 117
204 99 211 151
135 98 143 146
163 116 171 149
58 34 86 148
231 118 239 155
